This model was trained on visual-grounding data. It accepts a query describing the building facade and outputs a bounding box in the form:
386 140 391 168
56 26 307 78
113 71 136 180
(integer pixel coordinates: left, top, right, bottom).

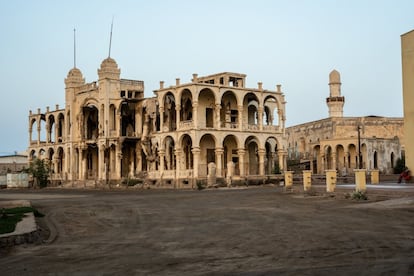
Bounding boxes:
401 29 414 171
28 57 288 187
286 70 404 175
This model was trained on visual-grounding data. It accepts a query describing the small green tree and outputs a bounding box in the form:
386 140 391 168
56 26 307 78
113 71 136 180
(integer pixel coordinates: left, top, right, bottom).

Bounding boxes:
394 157 406 174
29 158 50 188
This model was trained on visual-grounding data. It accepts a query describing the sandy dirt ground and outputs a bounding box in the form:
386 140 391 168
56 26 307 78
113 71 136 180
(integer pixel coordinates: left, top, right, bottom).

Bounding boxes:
1 186 414 275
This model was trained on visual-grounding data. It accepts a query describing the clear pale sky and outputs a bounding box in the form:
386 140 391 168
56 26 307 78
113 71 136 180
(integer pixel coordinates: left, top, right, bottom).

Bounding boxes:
0 0 413 155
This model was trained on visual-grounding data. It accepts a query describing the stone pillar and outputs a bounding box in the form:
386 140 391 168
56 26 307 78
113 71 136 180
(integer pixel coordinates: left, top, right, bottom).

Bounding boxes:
370 169 379 184
115 144 122 179
37 121 41 145
159 149 165 172
116 111 121 136
320 154 325 172
354 169 367 192
332 151 337 171
284 171 293 189
215 103 221 129
238 149 246 177
303 170 312 191
207 162 216 187
98 145 105 180
226 161 235 187
82 151 88 180
215 147 223 177
258 107 263 131
192 102 198 129
238 105 243 131
258 149 266 176
175 149 182 187
159 106 164 132
326 169 337 192
192 147 200 186
176 104 181 130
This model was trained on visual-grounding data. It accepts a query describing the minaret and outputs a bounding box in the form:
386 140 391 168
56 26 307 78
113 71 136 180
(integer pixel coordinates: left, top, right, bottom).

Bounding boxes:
326 69 345 117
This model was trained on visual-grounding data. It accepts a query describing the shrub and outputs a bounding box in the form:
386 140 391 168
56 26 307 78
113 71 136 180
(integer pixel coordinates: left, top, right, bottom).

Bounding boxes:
29 158 50 188
394 157 406 174
351 190 368 200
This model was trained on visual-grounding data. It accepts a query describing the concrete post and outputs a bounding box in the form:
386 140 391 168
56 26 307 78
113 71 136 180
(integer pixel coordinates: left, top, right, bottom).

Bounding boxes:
326 169 337 192
284 171 293 189
355 169 367 192
370 169 379 184
303 170 312 191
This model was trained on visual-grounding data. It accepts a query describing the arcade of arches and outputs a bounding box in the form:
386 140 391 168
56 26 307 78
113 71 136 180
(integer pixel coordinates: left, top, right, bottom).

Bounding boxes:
28 59 288 187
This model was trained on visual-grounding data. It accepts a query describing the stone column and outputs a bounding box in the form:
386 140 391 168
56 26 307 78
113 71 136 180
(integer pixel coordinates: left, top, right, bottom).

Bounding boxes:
192 147 200 179
354 169 367 192
215 147 223 177
326 169 337 192
175 149 182 184
192 102 198 129
303 170 312 191
238 105 243 131
129 148 135 178
116 110 121 136
82 150 88 180
46 123 50 143
258 149 266 176
344 151 349 174
159 149 165 173
176 104 181 130
226 161 235 187
207 162 216 187
332 151 337 171
258 107 263 131
238 149 246 177
215 103 221 129
98 144 105 180
37 121 41 145
320 154 325 173
159 106 164 132
115 144 122 179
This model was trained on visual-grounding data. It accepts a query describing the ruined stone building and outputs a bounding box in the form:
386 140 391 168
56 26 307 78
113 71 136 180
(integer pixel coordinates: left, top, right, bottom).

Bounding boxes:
286 70 404 175
28 57 287 187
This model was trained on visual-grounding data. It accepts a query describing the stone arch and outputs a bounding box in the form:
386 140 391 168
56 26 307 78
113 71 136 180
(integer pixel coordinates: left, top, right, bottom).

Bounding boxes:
109 104 116 131
390 152 395 170
265 137 279 174
163 136 176 170
198 88 216 128
373 151 378 169
180 88 193 122
336 144 346 174
312 145 321 174
163 92 176 131
180 134 193 170
348 144 357 169
361 143 367 169
47 114 56 143
223 135 239 174
199 133 216 176
29 118 37 143
220 90 239 128
56 146 64 174
245 136 260 175
263 95 279 126
57 113 65 142
243 93 259 127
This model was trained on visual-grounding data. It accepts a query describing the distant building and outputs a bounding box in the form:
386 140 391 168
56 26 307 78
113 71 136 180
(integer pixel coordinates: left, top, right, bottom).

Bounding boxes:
28 57 288 187
401 29 414 171
286 70 404 174
0 154 28 174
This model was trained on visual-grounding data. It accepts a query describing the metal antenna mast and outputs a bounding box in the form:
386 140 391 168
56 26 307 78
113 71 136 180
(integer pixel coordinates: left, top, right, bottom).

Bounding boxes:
73 28 77 68
108 17 114 57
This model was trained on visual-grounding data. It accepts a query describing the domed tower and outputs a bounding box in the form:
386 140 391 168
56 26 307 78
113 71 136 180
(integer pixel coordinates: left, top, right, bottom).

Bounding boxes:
65 67 85 107
326 69 345 117
98 57 120 80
